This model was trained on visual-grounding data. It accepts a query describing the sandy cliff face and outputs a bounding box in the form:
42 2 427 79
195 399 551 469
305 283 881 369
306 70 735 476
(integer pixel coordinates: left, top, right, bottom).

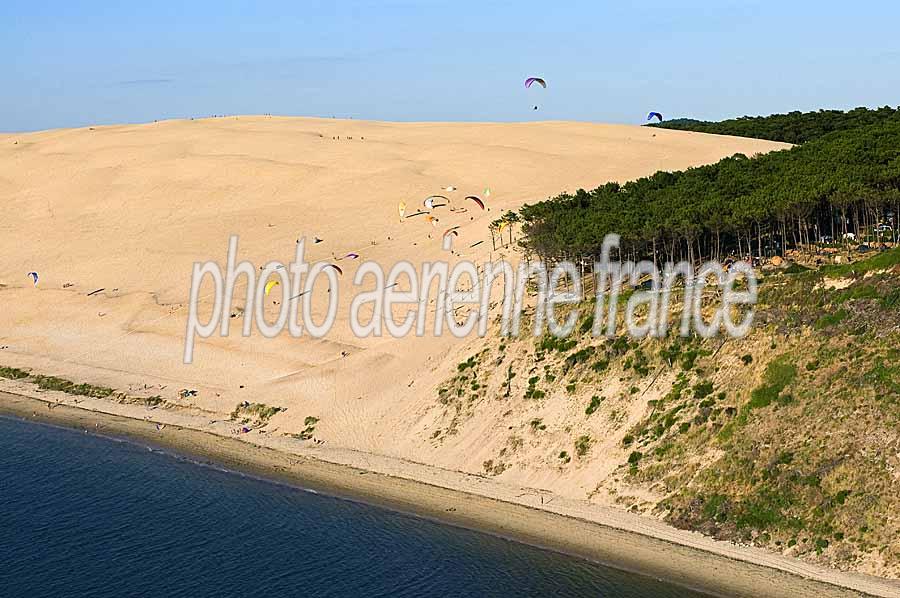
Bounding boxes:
417 252 900 579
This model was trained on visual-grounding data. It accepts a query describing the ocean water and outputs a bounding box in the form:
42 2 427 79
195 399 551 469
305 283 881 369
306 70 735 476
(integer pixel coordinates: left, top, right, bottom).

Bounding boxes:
0 417 705 597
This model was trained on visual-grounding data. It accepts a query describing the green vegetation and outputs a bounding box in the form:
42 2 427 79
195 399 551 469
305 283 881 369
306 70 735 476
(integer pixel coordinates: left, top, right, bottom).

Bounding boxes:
538 335 578 353
0 365 175 408
731 357 796 429
230 401 286 424
655 249 900 567
29 375 114 398
693 380 714 400
834 284 880 304
585 395 604 415
294 416 319 440
591 359 609 373
564 346 595 369
574 435 592 458
520 109 900 265
880 288 900 309
814 309 848 329
866 359 900 397
650 106 900 144
820 246 900 277
0 366 30 379
432 177 900 573
457 356 477 372
783 263 811 275
624 348 650 376
660 338 708 372
524 374 545 399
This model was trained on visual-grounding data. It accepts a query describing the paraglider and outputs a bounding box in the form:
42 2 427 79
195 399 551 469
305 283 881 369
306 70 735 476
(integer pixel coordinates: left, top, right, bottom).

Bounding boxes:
444 186 457 192
647 112 663 122
425 215 439 227
465 195 485 210
526 78 546 111
343 252 359 260
442 227 459 250
398 201 406 221
264 280 280 296
423 195 448 210
326 264 344 276
27 272 38 286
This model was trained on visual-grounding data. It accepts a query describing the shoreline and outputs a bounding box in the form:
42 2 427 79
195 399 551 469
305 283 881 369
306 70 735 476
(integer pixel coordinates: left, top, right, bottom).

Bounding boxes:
3 391 898 598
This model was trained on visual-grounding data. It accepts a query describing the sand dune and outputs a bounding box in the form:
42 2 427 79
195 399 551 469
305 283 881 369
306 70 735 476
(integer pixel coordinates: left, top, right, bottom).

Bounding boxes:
0 116 790 455
20 118 900 592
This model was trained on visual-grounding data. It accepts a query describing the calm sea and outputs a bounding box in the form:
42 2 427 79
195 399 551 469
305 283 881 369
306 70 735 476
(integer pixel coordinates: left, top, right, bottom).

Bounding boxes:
0 416 706 597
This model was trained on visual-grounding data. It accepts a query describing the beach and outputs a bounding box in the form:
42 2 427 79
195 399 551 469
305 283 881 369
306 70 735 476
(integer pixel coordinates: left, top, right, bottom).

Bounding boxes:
2 388 898 598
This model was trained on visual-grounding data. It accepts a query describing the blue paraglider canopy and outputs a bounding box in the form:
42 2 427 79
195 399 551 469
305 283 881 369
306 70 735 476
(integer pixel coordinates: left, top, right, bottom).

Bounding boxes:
647 112 663 122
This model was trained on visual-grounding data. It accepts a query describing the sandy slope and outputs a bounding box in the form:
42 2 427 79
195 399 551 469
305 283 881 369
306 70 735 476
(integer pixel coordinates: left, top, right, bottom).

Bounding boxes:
0 117 791 490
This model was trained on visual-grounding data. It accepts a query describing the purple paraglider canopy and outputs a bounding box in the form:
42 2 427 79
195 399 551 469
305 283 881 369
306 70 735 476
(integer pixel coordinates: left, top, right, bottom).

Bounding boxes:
524 77 546 89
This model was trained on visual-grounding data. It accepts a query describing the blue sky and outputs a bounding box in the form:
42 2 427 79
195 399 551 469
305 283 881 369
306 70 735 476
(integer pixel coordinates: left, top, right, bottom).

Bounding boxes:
3 1 899 131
